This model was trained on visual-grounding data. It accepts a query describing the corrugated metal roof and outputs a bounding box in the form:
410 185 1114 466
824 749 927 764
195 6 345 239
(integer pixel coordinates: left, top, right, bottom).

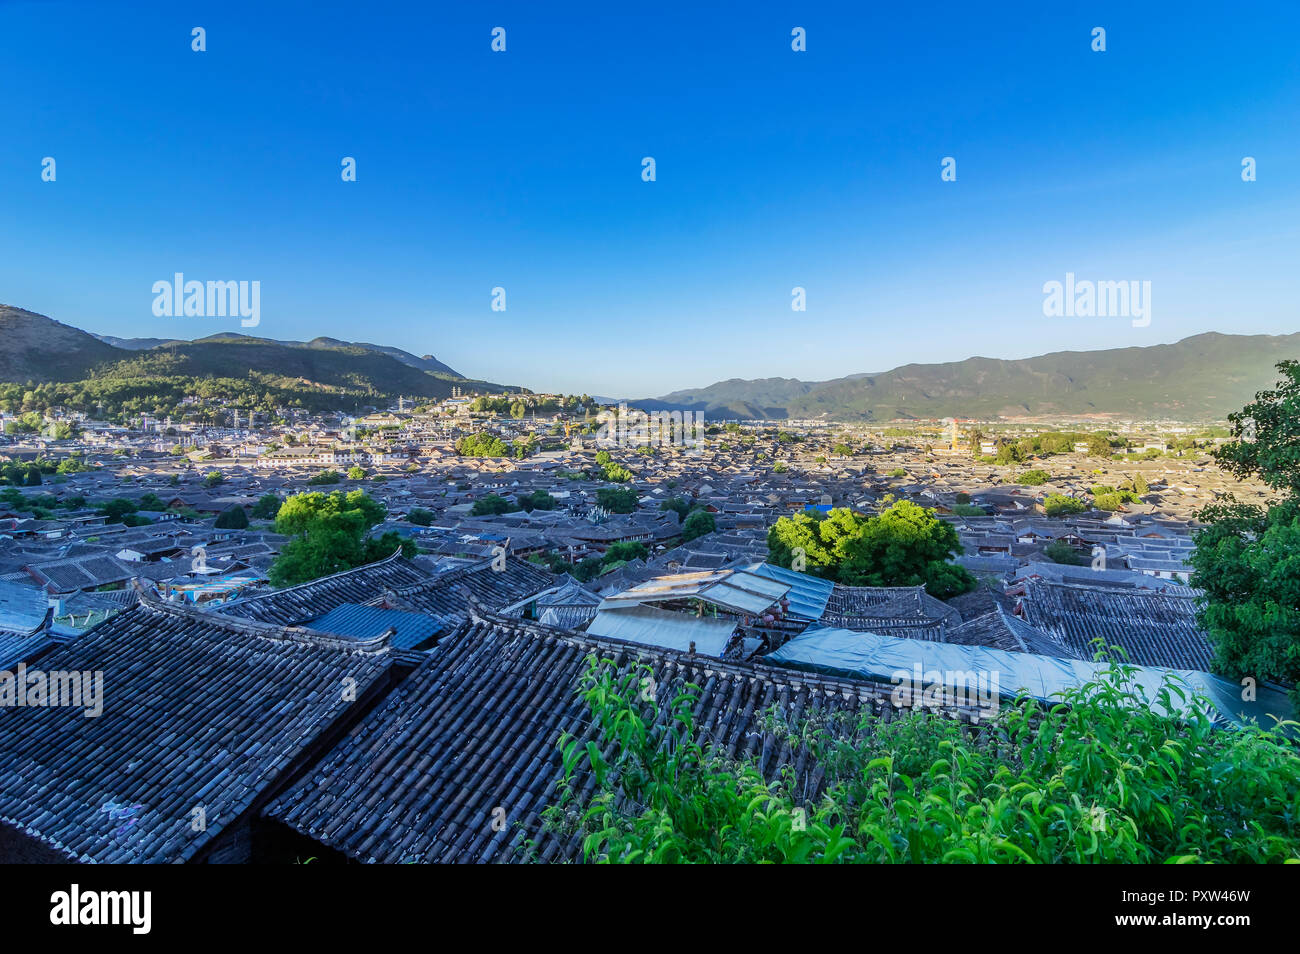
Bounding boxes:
307 604 443 651
600 568 789 616
745 562 834 620
587 604 736 656
768 626 1294 730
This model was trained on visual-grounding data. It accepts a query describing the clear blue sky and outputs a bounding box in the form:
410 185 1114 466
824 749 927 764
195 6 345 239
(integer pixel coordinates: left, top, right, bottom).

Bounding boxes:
1 1 1298 396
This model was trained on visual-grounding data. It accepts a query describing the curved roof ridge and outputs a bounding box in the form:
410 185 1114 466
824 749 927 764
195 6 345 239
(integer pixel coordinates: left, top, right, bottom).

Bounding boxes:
217 547 411 610
131 580 392 654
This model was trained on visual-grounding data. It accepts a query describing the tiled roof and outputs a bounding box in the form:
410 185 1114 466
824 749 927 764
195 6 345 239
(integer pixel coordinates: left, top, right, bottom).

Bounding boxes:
385 558 556 630
0 587 392 863
1018 578 1212 670
264 608 964 863
25 554 139 592
216 551 434 625
0 579 47 636
946 608 1077 658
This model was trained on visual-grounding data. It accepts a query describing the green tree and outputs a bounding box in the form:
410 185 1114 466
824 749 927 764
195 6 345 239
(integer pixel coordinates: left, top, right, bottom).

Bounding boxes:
214 505 250 529
347 465 368 480
767 500 974 599
597 486 638 514
1044 494 1087 517
251 494 282 520
681 508 715 542
472 494 519 516
203 470 225 488
519 490 557 512
97 498 138 524
269 490 406 587
1086 433 1113 457
307 469 343 485
604 541 648 563
1192 361 1300 700
456 433 510 457
1045 539 1088 565
407 507 435 526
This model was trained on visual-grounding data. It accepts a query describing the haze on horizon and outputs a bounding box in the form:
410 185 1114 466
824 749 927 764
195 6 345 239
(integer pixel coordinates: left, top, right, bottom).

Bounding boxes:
1 1 1298 397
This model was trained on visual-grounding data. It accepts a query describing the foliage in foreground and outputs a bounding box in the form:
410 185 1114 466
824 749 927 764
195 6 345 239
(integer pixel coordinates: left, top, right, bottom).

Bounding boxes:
544 656 1300 863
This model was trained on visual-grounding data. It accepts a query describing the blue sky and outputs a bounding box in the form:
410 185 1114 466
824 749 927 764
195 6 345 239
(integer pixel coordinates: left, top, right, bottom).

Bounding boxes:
1 1 1298 396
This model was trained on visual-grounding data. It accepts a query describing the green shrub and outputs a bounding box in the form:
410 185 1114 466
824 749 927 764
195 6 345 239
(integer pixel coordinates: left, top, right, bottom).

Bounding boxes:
546 654 1300 863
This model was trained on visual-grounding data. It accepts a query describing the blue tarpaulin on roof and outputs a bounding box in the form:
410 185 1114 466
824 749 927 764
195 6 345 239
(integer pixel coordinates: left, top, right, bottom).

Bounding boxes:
307 604 443 650
745 562 834 621
768 626 1295 730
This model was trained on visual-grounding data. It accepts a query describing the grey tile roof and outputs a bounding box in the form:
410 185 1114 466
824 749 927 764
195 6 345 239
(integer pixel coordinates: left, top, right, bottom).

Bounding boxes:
216 551 435 625
264 607 980 863
0 587 392 863
1018 578 1212 670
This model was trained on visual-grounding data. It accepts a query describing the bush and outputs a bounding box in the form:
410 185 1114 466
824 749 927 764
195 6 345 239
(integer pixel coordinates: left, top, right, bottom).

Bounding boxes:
307 470 343 486
546 655 1300 863
1020 469 1051 486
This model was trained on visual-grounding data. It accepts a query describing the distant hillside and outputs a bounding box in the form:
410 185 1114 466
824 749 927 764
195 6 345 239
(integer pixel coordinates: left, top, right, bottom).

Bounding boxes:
94 331 462 377
0 306 517 413
636 332 1300 422
0 306 127 381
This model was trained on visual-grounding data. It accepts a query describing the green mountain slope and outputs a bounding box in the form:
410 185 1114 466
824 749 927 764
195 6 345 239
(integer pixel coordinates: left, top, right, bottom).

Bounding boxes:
0 305 127 381
0 306 517 415
639 332 1300 421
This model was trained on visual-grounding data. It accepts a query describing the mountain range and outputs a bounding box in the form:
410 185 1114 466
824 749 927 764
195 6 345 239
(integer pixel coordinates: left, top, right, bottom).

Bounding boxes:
0 305 513 400
3 304 1296 421
93 332 462 377
633 332 1300 421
